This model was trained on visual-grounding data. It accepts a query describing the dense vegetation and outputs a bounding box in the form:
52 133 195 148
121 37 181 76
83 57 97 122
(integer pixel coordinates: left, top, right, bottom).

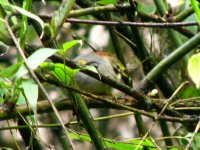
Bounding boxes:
0 0 200 149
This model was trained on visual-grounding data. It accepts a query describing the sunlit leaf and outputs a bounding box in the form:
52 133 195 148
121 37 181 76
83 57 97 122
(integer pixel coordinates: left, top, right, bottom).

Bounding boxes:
40 62 79 85
51 63 73 85
57 40 82 56
14 48 58 79
179 85 200 98
96 0 117 5
188 53 200 88
191 0 200 24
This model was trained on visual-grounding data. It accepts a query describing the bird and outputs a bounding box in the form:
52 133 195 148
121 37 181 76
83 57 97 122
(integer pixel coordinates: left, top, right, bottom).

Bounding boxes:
74 52 125 95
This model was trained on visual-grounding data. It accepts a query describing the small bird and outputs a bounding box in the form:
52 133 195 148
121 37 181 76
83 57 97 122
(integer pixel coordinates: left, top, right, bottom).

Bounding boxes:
74 52 125 95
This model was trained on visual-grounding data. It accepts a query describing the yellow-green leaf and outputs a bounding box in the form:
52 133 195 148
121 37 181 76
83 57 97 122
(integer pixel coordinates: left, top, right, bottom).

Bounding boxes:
188 53 200 88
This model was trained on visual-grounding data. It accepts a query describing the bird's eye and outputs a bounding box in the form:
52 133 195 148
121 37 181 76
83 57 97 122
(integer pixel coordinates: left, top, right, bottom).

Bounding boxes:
113 64 120 74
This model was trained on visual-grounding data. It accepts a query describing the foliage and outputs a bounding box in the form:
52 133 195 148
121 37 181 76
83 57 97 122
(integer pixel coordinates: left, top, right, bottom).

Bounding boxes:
0 0 200 149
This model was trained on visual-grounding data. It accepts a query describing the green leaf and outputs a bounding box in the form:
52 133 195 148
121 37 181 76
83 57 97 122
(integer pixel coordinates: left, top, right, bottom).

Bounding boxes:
0 2 44 30
187 53 200 88
193 133 200 149
0 77 12 89
179 85 200 98
169 148 181 150
0 147 13 150
63 40 82 51
191 0 200 24
137 2 156 15
57 40 82 56
40 62 79 85
1 62 22 78
16 92 26 105
20 79 38 124
70 132 156 150
50 0 75 37
9 81 21 105
19 0 32 49
51 63 73 85
14 48 58 79
21 79 38 106
0 77 12 104
96 0 117 5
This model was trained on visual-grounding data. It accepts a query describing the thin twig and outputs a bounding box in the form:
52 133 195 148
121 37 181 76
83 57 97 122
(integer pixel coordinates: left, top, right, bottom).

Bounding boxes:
185 121 200 150
72 32 97 52
0 112 135 130
66 18 198 28
116 31 137 48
